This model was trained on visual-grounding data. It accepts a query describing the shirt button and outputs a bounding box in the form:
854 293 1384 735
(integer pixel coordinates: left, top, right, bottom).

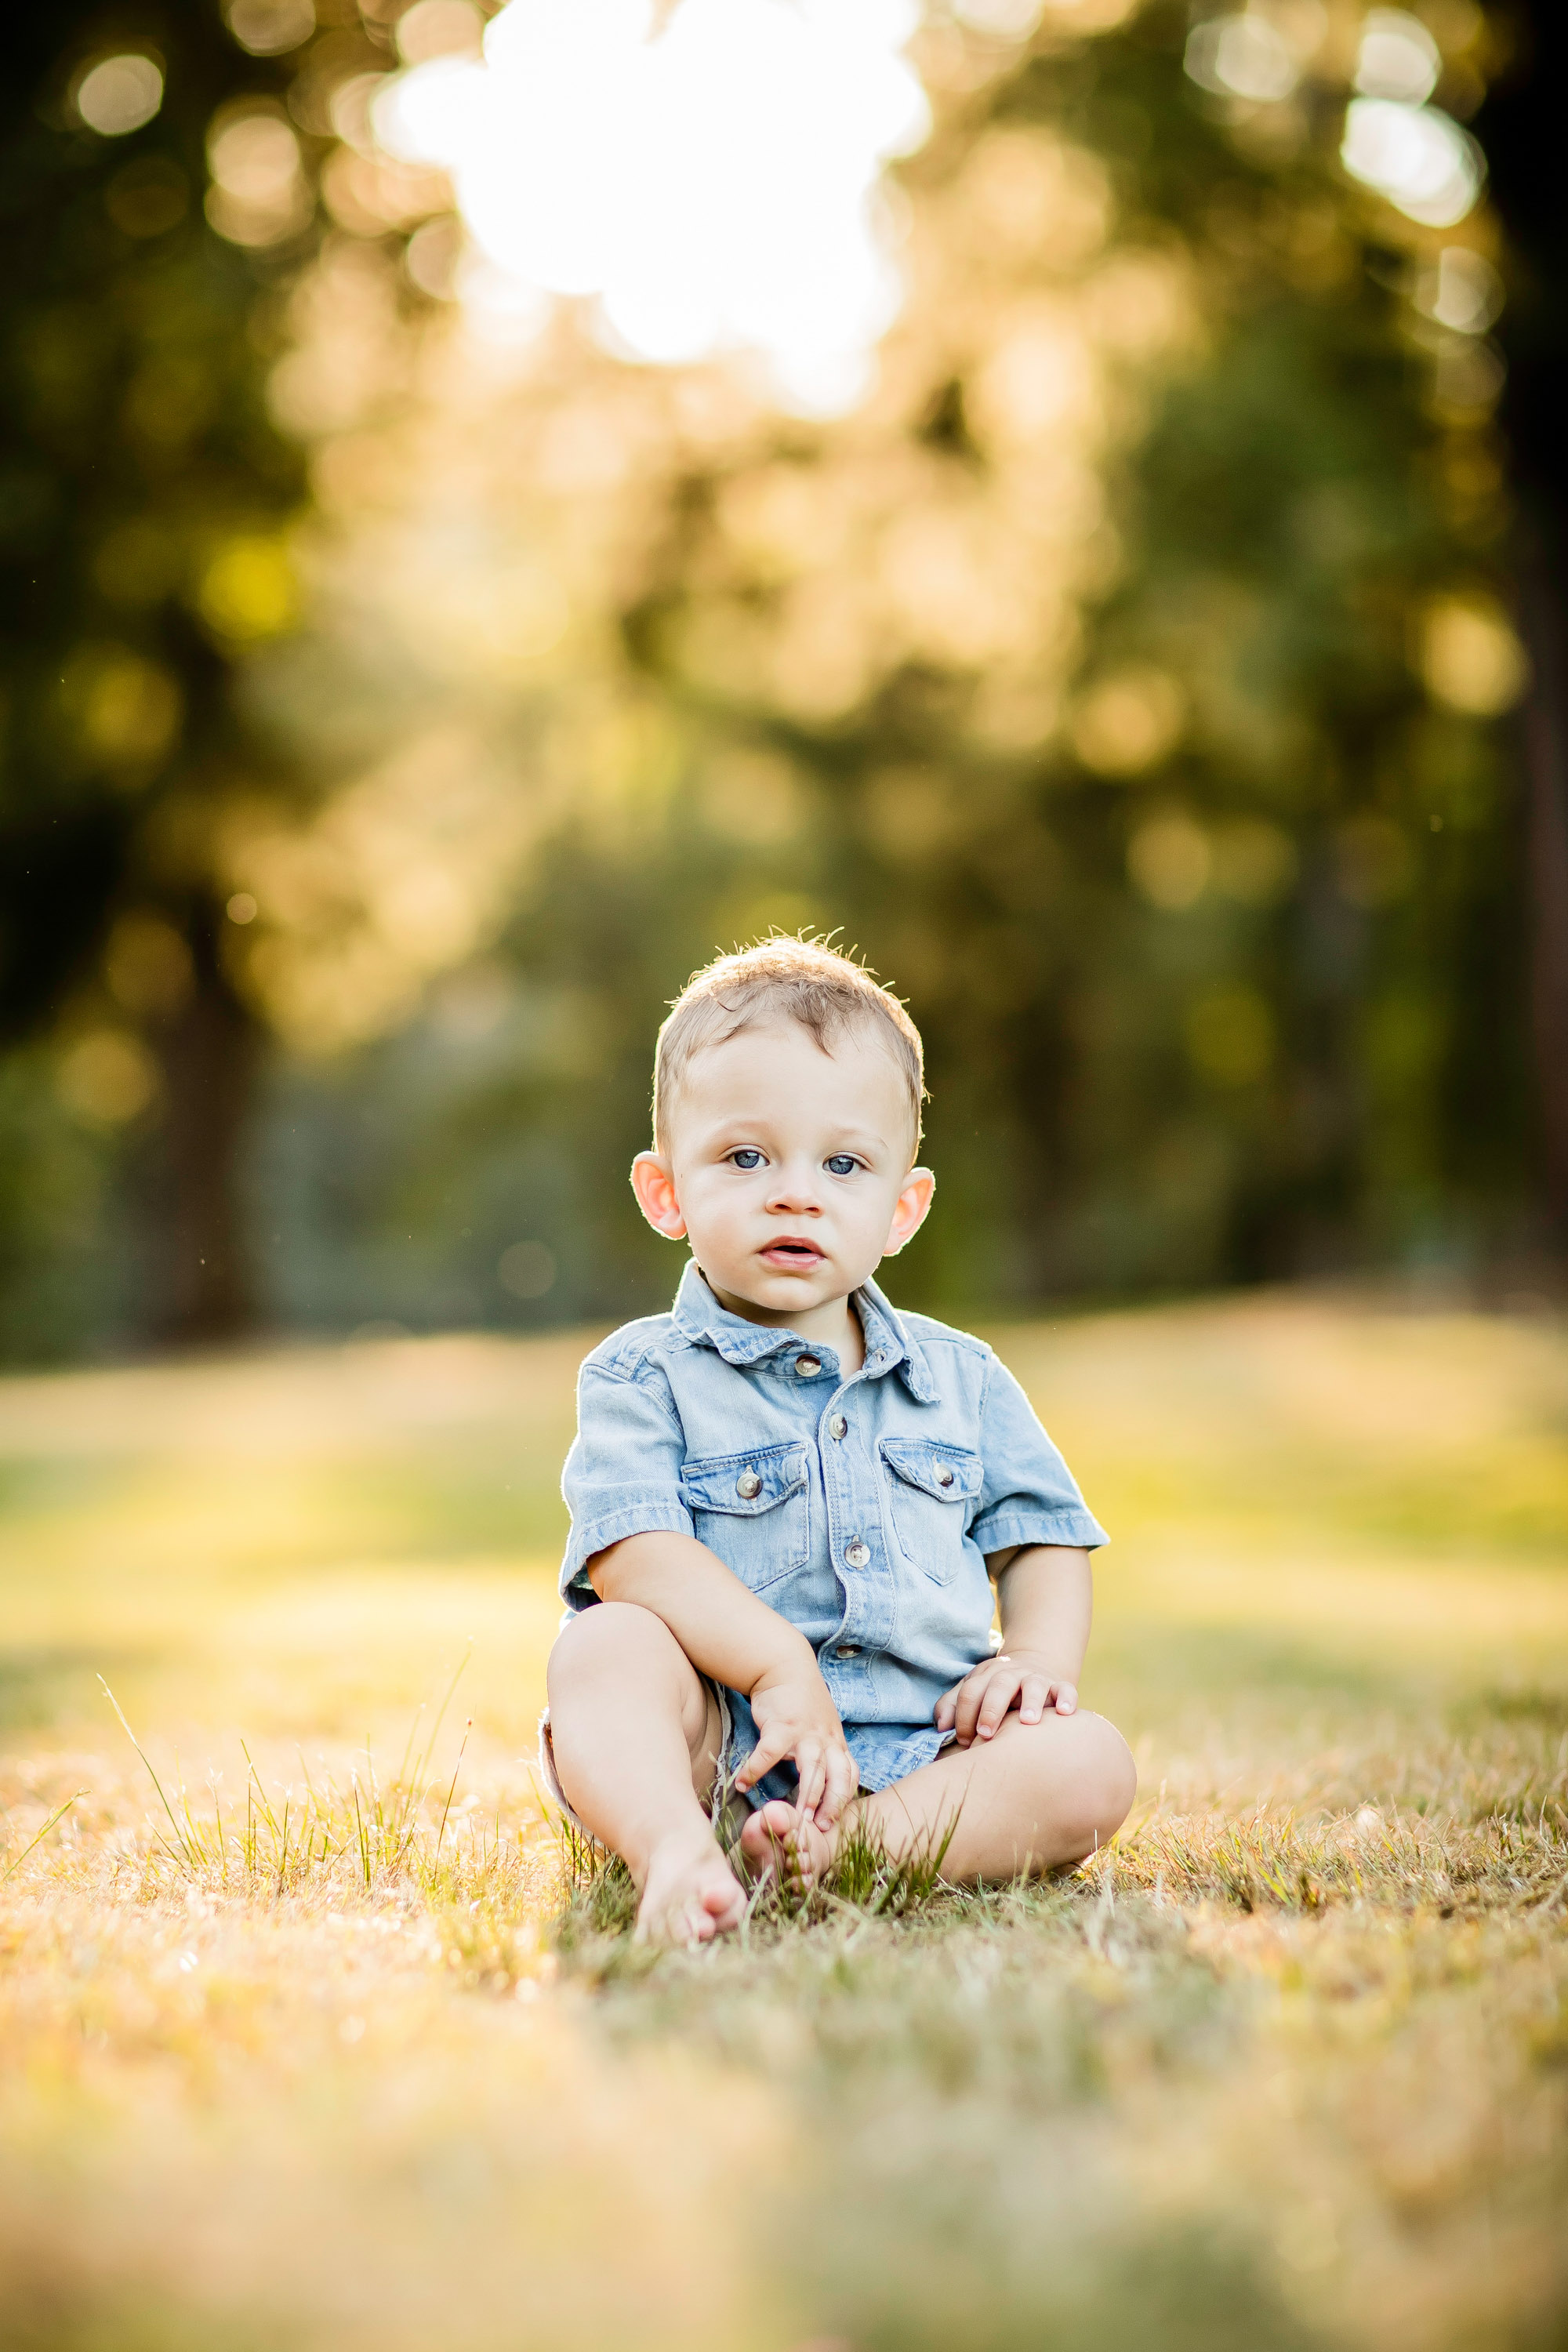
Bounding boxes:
844 1539 870 1569
828 1414 848 1440
937 1467 954 1488
735 1468 760 1499
794 1355 822 1379
835 1644 860 1658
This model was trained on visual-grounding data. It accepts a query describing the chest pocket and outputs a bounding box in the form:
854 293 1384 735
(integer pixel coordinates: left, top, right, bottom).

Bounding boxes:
680 1442 810 1595
880 1439 983 1583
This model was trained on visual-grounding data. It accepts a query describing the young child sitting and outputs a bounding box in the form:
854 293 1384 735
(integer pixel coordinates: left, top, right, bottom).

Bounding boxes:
543 936 1136 1944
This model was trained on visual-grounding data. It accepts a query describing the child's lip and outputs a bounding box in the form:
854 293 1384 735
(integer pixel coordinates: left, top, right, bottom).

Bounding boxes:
761 1240 824 1265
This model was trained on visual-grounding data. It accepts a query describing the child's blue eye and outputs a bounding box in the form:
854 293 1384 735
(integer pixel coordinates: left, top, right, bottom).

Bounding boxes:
730 1148 764 1170
825 1154 859 1177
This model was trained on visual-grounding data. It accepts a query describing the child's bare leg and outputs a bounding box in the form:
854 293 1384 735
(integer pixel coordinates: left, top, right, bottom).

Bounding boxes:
546 1601 742 1944
741 1710 1135 1887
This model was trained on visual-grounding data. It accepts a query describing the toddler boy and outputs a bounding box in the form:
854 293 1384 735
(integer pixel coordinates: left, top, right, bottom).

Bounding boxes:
545 937 1135 1944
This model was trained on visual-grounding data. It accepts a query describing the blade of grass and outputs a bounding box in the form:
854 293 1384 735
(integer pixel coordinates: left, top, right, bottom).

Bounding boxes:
100 1679 205 1871
434 1719 473 1865
240 1741 282 1838
413 1641 474 1804
1 1791 85 1886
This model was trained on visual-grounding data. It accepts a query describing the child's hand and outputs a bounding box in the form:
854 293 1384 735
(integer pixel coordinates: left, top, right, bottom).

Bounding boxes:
935 1648 1077 1748
739 1652 857 1828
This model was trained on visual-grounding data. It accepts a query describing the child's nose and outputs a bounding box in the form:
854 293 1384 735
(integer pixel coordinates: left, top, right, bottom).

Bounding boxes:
766 1165 822 1211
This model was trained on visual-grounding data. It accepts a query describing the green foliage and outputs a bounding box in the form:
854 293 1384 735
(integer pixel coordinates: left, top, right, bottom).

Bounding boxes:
0 1 328 1348
0 1 1543 1351
0 0 308 1036
255 5 1533 1334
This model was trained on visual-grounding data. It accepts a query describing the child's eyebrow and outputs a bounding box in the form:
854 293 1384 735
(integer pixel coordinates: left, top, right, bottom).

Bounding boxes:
699 1116 895 1156
822 1129 891 1153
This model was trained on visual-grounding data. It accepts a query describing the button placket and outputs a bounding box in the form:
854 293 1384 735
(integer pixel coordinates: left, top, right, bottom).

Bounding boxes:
819 1350 887 1654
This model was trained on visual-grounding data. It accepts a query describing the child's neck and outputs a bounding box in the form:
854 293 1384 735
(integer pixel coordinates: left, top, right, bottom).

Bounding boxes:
702 1276 866 1375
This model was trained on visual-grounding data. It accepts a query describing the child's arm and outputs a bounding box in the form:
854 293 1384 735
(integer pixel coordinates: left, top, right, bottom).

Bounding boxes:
590 1531 858 1826
933 1544 1093 1749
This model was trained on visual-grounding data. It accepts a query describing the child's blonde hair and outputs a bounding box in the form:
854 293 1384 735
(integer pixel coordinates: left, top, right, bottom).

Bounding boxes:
653 936 924 1156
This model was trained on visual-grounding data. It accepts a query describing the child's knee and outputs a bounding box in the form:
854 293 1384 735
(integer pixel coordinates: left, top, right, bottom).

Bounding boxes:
1019 1710 1134 1857
1066 1711 1137 1845
547 1599 659 1697
546 1601 706 1733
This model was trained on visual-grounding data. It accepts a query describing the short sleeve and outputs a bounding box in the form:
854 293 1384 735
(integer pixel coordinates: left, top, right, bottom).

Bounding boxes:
558 1359 694 1610
970 1352 1109 1559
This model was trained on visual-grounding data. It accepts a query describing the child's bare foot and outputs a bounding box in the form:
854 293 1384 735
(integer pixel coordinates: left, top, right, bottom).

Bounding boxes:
635 1824 746 1946
739 1799 840 1893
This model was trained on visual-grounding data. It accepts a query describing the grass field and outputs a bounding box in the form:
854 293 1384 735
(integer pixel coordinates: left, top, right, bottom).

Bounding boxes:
2 1291 1566 2352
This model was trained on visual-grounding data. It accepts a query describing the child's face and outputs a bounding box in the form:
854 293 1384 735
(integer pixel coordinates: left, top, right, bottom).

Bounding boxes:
631 1021 933 1323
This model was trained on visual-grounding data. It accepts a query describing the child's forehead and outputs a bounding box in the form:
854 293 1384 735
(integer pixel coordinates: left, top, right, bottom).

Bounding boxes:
691 1018 897 1085
670 1018 913 1129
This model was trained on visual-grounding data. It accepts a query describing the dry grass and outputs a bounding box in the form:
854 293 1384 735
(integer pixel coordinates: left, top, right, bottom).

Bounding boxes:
1 1292 1566 2351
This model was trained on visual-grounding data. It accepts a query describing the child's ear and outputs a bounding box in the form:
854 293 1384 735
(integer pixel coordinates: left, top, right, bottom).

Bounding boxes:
883 1167 935 1256
630 1151 688 1240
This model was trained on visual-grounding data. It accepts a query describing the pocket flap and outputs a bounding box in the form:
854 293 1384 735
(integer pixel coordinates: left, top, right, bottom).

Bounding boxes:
880 1439 982 1503
681 1443 808 1515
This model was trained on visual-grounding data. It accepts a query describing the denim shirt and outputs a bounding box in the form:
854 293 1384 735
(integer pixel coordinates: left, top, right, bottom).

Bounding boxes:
559 1262 1108 1801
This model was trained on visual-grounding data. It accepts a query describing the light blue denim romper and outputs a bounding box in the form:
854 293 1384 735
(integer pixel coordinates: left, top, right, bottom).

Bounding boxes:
558 1262 1109 1806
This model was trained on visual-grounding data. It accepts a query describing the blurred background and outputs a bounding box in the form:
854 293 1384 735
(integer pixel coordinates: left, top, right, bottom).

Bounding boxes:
4 0 1564 1363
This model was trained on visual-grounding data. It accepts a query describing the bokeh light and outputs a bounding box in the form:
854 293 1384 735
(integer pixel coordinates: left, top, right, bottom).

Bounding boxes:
1341 96 1483 227
74 54 164 136
1415 247 1503 335
224 0 317 56
1352 8 1441 104
206 107 311 246
1184 13 1300 104
372 0 931 412
497 1240 557 1299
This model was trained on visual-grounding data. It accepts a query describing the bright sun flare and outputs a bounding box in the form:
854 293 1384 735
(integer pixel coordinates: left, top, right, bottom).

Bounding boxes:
373 0 931 413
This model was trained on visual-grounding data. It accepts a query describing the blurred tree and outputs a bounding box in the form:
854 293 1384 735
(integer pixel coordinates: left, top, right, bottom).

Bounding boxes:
0 0 321 1340
216 0 1540 1329
1475 0 1568 1241
2 0 1548 1352
479 0 1532 1298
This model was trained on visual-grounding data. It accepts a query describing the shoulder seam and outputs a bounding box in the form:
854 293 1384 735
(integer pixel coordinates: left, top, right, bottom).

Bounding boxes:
581 1318 683 1382
898 1315 990 1359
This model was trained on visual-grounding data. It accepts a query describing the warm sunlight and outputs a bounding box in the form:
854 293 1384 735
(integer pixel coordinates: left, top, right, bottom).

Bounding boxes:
372 0 931 412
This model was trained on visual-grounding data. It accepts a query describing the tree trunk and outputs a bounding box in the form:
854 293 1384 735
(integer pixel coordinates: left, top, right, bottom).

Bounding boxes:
1475 0 1568 1248
1522 571 1568 1237
153 899 263 1345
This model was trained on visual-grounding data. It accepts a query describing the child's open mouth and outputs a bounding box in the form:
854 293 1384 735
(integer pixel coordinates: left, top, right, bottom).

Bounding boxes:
760 1240 825 1271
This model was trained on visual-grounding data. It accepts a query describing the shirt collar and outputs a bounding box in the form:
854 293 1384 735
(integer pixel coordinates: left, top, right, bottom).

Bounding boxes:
670 1260 938 1403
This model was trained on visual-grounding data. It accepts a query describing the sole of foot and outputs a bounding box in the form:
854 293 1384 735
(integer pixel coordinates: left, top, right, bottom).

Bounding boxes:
635 1829 747 1946
739 1799 836 1893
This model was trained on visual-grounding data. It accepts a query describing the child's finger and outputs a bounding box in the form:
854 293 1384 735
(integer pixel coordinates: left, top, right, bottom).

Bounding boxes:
795 1740 826 1819
817 1742 857 1825
975 1668 1022 1737
1054 1682 1079 1715
1018 1672 1050 1724
953 1668 993 1744
735 1725 792 1789
934 1685 960 1730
